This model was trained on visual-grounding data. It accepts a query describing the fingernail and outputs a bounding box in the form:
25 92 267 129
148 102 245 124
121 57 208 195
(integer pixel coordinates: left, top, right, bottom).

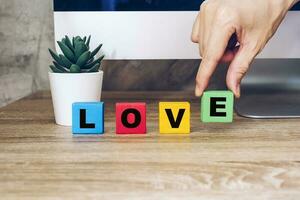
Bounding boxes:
195 85 202 97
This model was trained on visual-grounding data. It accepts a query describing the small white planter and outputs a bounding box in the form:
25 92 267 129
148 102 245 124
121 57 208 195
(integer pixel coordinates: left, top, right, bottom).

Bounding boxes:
49 71 103 126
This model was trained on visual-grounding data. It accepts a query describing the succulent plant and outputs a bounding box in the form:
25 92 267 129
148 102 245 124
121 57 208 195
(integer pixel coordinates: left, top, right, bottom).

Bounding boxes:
49 35 104 73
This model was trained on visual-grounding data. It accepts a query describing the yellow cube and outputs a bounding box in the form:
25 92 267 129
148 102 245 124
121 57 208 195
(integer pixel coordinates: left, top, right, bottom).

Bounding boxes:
159 102 190 134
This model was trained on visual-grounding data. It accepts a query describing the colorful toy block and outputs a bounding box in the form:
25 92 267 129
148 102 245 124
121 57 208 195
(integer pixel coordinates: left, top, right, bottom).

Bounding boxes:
201 91 234 123
159 102 190 134
72 102 104 134
116 103 147 134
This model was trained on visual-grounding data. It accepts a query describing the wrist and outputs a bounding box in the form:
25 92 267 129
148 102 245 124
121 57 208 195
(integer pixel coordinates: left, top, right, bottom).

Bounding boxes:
272 0 299 13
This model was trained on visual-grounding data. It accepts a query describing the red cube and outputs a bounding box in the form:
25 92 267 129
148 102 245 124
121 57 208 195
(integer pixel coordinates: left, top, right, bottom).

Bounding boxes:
116 103 147 134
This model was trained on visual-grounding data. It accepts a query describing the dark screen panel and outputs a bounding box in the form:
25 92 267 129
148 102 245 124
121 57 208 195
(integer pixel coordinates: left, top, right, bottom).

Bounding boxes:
53 0 300 12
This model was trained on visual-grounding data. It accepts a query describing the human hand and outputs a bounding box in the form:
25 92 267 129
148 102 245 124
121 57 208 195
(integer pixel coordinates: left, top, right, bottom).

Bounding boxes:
192 0 299 97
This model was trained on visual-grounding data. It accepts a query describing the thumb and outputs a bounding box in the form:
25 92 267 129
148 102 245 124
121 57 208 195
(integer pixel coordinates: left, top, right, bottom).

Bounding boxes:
226 45 257 98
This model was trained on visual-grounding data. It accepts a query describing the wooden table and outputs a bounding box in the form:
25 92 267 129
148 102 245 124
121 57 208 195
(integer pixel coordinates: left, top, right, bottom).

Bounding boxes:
0 91 300 200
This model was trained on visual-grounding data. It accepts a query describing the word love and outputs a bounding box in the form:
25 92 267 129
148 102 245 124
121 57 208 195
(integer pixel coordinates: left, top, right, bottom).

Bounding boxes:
72 91 234 134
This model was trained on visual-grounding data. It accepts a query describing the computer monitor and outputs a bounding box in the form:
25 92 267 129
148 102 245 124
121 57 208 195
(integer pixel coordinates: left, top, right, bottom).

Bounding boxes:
54 0 300 59
53 0 300 118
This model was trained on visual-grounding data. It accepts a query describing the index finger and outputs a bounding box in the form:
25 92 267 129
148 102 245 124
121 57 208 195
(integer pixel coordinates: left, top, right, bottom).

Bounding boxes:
195 25 236 96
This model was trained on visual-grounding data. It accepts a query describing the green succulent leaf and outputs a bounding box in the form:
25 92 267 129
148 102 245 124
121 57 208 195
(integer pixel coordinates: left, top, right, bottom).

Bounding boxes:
76 51 91 67
64 36 74 52
91 44 103 58
49 35 105 73
82 55 104 69
53 61 69 72
74 36 83 46
73 36 79 42
57 41 75 62
74 42 88 60
75 36 81 41
85 63 101 73
49 49 65 66
59 55 73 69
98 55 105 62
70 64 81 73
86 35 91 48
50 65 64 73
87 57 94 64
72 37 76 48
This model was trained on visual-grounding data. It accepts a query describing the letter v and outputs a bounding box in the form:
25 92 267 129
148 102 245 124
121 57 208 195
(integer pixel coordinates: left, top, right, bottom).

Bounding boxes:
165 109 185 128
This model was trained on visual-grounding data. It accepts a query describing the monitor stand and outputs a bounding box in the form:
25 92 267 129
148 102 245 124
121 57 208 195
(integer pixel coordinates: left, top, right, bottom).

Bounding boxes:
235 59 300 119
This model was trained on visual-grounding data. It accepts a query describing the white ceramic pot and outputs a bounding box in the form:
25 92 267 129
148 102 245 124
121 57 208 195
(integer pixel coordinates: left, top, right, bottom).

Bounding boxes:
49 71 103 126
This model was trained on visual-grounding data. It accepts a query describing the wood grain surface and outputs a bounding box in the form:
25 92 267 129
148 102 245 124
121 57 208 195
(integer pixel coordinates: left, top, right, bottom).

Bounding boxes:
0 91 300 200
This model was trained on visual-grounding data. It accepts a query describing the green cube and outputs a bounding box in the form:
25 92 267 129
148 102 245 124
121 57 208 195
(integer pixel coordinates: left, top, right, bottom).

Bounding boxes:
201 91 234 123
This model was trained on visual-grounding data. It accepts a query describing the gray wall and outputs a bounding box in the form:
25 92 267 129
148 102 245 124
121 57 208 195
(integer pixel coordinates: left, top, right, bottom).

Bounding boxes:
0 0 226 107
0 0 54 107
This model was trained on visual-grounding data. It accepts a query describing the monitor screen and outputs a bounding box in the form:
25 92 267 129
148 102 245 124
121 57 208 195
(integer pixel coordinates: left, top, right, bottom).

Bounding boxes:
54 0 202 11
53 0 300 59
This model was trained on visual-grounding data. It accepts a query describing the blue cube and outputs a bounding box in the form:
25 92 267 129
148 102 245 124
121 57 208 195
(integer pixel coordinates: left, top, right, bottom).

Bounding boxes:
72 102 104 134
